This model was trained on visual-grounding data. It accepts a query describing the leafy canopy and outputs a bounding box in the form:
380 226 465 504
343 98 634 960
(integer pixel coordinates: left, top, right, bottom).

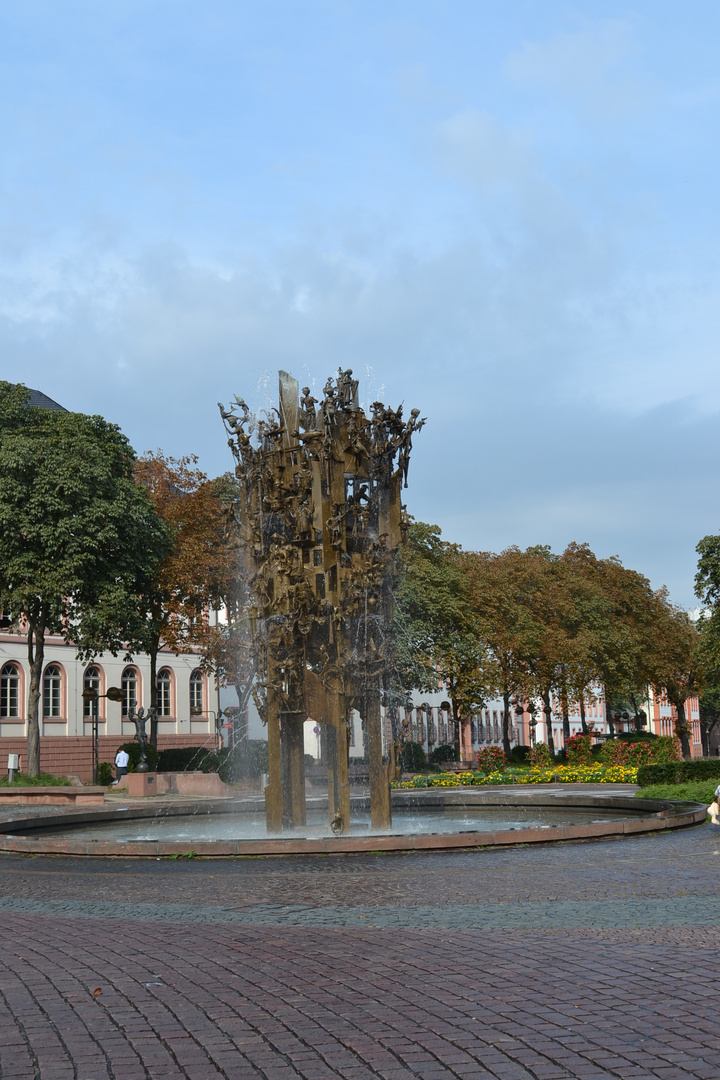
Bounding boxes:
0 382 169 651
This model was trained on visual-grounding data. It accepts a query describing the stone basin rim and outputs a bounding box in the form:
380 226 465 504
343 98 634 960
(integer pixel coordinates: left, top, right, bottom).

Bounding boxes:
0 791 707 857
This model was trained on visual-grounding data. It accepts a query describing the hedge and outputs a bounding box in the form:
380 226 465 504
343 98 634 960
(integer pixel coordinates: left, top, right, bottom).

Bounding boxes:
637 759 720 787
156 746 217 773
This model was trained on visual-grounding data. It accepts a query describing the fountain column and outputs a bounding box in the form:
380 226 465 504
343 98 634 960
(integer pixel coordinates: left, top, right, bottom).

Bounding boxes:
264 672 283 832
367 687 391 830
281 714 307 827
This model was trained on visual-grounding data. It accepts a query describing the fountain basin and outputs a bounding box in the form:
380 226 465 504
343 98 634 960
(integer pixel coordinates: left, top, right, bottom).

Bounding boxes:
0 789 706 856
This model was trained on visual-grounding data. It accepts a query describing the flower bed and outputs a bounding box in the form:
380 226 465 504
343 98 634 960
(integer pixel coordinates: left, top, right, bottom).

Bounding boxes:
392 764 638 789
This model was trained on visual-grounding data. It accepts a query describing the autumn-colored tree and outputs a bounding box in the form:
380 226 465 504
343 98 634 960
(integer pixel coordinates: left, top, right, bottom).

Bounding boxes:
644 596 699 759
133 452 236 745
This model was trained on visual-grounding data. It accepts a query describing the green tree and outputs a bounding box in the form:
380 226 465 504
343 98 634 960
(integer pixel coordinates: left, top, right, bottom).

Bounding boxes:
0 383 170 774
462 547 542 756
395 522 486 760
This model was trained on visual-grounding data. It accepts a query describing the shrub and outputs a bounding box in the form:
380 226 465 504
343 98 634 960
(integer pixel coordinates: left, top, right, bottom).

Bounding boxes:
529 743 552 767
475 746 507 774
401 742 427 773
602 735 681 768
119 741 159 772
0 772 71 787
637 759 720 787
600 740 653 766
221 740 269 781
635 780 716 803
567 734 593 765
157 746 216 773
615 732 657 742
97 762 114 785
508 745 530 765
430 744 456 764
652 736 684 763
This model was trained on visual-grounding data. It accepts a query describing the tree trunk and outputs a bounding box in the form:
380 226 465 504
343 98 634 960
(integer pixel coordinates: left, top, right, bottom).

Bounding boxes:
149 643 158 749
700 719 710 759
604 685 615 736
560 680 570 748
579 695 588 735
502 689 512 758
448 677 461 762
673 697 692 760
26 620 46 776
542 690 555 756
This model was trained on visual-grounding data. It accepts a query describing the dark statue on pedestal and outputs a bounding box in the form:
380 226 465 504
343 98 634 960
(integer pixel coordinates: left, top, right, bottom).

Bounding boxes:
220 370 425 834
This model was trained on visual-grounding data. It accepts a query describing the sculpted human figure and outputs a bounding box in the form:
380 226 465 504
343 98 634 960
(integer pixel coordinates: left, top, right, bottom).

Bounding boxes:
300 387 318 430
345 412 366 459
396 407 426 488
327 505 344 549
336 368 357 409
296 500 312 537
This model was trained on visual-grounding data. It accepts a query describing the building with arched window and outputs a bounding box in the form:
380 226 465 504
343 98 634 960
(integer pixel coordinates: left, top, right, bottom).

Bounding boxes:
189 670 204 713
0 663 20 719
43 665 63 720
0 630 222 778
83 666 103 719
121 667 139 718
156 669 173 717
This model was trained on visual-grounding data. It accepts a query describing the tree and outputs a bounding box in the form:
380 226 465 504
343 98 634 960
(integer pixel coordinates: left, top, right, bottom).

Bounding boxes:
698 683 720 758
395 522 486 760
462 548 543 756
132 452 236 745
645 596 699 759
0 383 170 774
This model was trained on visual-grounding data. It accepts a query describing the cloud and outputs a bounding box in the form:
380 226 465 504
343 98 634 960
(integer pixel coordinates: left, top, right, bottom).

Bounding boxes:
505 20 651 123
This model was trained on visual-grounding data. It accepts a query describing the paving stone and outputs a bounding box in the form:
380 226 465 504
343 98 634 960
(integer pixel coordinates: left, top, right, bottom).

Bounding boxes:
0 826 718 1077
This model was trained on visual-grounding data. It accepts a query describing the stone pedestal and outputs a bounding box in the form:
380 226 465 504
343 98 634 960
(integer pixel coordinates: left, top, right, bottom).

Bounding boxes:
124 772 232 797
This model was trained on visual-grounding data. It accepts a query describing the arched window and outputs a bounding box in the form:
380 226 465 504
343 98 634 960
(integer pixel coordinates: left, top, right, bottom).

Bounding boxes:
43 665 62 718
156 669 172 717
121 667 138 718
0 663 20 718
189 670 204 713
83 666 101 718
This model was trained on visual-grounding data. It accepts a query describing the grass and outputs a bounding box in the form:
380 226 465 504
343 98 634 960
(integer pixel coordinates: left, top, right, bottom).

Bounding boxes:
0 772 72 787
635 780 717 803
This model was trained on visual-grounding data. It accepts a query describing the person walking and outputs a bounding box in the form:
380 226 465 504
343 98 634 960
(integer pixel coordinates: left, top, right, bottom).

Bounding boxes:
113 747 129 786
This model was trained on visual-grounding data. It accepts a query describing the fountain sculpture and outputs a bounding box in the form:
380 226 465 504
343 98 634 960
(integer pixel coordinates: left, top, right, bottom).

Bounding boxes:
219 370 425 834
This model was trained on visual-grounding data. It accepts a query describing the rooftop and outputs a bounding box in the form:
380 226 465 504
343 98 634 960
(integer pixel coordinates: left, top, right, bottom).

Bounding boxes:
25 387 67 411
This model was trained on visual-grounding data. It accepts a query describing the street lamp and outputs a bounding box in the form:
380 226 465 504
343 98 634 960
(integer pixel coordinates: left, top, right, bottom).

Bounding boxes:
515 702 525 746
191 707 222 745
528 702 538 747
81 685 123 785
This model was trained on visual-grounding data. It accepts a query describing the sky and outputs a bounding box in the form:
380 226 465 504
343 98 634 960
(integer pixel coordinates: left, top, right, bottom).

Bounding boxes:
2 0 720 607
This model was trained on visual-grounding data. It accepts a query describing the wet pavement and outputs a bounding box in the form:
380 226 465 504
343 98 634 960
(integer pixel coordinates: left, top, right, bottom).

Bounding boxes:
0 819 718 1078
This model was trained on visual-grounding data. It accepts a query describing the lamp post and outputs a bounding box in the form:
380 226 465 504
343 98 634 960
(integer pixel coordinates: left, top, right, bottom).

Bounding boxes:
191 707 222 747
515 702 525 746
81 685 123 785
528 702 538 747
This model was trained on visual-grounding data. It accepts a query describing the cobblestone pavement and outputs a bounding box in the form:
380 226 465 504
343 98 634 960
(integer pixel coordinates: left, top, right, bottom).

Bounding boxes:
1 823 719 1079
